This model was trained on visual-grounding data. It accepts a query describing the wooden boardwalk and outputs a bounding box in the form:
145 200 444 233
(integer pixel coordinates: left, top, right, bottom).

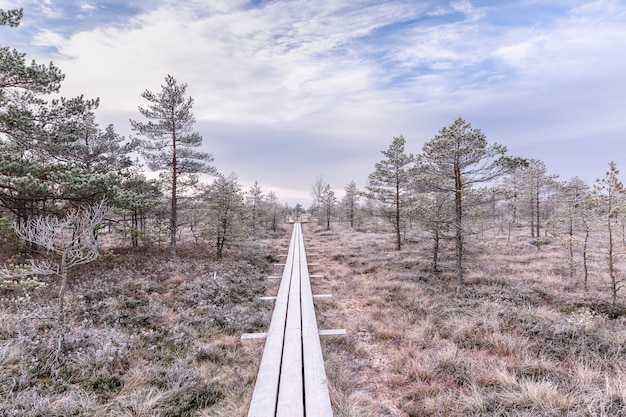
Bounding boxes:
246 223 333 417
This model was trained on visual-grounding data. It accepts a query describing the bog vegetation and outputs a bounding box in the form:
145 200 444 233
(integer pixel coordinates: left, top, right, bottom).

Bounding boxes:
2 6 626 417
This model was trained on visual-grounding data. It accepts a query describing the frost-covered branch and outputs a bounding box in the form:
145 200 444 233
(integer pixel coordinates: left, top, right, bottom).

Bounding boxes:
0 199 110 353
13 199 108 267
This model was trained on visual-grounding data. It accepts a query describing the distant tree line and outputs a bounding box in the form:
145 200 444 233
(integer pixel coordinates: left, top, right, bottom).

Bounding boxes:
312 119 626 309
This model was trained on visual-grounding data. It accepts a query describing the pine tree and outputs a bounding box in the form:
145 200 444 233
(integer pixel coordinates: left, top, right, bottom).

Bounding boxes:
2 9 134 219
547 177 591 281
266 191 282 232
130 75 215 260
593 161 625 312
0 8 22 27
419 118 517 288
320 183 336 230
205 173 246 259
343 180 359 228
247 181 264 235
366 135 414 250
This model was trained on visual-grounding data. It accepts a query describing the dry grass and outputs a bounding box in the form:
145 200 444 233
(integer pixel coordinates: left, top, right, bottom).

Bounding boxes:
305 222 626 416
0 239 277 417
3 220 626 416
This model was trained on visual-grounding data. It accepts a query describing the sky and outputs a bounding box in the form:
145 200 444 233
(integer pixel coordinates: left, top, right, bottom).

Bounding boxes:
1 0 626 206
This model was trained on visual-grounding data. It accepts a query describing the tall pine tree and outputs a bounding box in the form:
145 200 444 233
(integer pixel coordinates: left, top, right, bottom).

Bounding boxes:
131 75 215 260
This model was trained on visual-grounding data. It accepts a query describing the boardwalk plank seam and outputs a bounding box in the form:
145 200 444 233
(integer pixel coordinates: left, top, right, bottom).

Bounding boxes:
246 223 334 417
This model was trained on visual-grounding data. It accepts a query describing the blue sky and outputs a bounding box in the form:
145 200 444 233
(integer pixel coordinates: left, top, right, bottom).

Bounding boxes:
2 0 626 206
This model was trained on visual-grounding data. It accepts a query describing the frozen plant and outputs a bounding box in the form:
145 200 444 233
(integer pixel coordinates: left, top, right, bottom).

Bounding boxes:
0 199 110 353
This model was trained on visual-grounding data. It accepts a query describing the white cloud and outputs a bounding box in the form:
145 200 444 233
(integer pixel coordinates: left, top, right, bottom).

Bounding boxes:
79 2 96 11
44 0 417 130
10 0 626 203
31 28 67 48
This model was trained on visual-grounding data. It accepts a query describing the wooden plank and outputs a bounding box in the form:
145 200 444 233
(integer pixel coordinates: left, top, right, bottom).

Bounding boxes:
319 329 347 337
298 224 334 417
247 222 335 417
247 225 298 417
313 294 332 299
241 332 268 340
277 223 304 416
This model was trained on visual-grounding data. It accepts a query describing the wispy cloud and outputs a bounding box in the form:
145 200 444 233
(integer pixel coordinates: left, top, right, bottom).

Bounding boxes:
4 0 626 203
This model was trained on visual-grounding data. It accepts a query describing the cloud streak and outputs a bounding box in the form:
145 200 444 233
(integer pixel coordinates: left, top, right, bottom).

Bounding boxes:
4 0 626 204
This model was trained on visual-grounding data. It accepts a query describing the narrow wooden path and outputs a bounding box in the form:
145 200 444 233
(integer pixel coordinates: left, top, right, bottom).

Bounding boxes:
246 222 334 417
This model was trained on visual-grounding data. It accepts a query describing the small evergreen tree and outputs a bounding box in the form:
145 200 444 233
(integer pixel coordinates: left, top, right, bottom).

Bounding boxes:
320 183 336 230
343 181 360 228
366 135 414 250
131 75 216 260
418 118 518 288
247 181 264 236
547 177 591 282
204 173 247 259
593 161 625 312
265 191 282 232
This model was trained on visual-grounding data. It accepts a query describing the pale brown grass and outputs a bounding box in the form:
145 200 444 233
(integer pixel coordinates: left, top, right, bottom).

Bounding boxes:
0 239 275 416
304 221 626 416
3 220 626 416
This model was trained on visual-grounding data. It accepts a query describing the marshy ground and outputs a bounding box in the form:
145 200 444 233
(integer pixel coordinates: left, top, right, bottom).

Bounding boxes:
1 222 626 416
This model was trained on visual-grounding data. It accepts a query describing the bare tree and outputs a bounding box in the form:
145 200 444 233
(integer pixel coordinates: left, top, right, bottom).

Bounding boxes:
311 175 327 226
0 200 109 353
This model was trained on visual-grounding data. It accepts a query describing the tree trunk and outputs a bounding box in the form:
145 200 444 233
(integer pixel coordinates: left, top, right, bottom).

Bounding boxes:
170 140 177 261
132 208 138 248
326 203 330 230
583 225 589 291
217 236 223 258
608 215 617 310
530 193 535 238
349 202 354 228
535 186 540 238
432 229 440 272
454 162 464 288
568 212 574 278
58 252 67 355
395 181 401 251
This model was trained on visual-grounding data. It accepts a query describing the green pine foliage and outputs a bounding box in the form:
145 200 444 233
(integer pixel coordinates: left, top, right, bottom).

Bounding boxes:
366 135 414 250
131 75 216 260
1 8 140 222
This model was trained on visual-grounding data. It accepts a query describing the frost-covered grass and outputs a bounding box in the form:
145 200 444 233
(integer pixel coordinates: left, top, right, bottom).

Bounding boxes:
2 222 626 416
0 240 278 417
309 222 626 416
